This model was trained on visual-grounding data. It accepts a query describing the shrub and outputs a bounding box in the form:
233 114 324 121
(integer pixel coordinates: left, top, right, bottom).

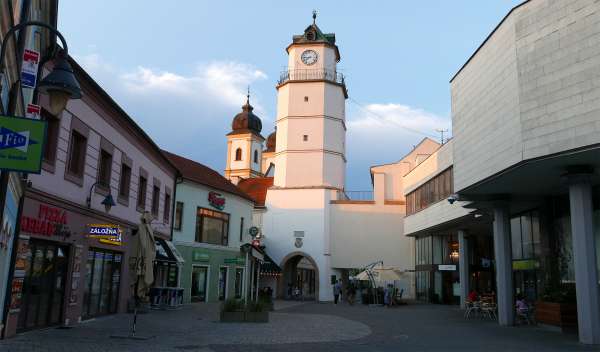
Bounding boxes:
221 298 244 312
246 300 266 312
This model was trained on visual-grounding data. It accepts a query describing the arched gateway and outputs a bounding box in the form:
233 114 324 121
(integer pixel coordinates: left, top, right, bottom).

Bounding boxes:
278 252 319 301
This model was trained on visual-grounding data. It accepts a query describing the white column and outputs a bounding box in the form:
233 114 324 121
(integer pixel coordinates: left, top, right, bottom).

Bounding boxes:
458 230 469 309
493 206 513 326
567 176 600 345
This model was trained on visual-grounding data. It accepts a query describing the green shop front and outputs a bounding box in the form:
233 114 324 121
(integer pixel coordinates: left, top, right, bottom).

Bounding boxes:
176 246 246 303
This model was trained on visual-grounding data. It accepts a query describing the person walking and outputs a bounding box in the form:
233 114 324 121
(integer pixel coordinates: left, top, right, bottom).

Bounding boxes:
333 280 342 304
347 282 356 305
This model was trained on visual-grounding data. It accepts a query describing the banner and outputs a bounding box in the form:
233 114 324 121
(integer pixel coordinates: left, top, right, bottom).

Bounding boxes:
0 115 46 173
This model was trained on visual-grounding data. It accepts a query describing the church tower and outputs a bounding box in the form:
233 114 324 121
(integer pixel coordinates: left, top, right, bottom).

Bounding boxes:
273 12 347 189
224 93 265 184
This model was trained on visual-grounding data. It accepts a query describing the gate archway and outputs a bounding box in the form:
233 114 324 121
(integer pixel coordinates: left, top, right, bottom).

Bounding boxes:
278 251 319 301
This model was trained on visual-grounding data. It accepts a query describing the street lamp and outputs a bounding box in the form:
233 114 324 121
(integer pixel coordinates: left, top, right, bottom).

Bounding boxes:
0 21 82 116
86 181 117 213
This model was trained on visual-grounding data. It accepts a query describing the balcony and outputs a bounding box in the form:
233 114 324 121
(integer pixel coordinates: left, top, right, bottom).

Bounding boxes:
277 68 346 87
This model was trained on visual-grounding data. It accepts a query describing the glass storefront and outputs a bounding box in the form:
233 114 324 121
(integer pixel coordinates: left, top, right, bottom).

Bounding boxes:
82 248 122 319
415 234 460 304
17 240 69 331
191 266 208 302
234 267 244 299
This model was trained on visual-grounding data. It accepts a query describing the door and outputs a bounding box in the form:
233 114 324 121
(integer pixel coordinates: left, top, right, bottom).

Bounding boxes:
191 266 208 302
17 240 69 331
82 248 122 319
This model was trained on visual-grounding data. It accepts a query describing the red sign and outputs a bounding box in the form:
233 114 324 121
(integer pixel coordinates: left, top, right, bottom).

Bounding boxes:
208 191 225 210
26 103 41 120
21 204 69 237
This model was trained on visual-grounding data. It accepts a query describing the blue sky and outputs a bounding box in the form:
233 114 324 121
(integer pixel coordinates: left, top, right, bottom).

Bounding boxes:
58 1 522 191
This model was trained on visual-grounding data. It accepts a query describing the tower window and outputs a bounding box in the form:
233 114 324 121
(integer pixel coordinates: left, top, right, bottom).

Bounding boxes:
235 148 242 161
253 150 258 164
303 135 308 142
304 96 309 102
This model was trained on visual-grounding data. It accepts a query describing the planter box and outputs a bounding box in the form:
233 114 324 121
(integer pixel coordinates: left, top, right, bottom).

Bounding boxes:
220 311 245 323
535 301 577 330
220 311 269 323
245 311 269 323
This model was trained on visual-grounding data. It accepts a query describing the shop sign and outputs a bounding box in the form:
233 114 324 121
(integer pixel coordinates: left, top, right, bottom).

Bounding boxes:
21 204 70 238
87 224 122 246
0 115 47 173
512 259 539 271
20 49 39 88
438 264 456 271
208 191 225 210
25 103 41 120
192 250 210 262
224 257 245 265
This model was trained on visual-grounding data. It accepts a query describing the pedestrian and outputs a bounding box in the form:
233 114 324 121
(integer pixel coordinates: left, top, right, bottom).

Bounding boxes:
384 284 392 307
287 283 292 299
333 280 342 304
347 282 356 305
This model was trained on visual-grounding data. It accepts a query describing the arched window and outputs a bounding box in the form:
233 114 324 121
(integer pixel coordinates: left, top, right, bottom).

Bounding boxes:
235 148 242 161
253 150 258 164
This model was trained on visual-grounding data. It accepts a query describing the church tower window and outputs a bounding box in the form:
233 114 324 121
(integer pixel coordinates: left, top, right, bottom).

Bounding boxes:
253 150 258 163
235 148 242 161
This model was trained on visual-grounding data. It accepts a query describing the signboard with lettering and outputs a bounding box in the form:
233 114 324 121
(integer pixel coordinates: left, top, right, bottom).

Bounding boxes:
20 49 39 88
0 115 46 173
208 191 225 210
192 250 209 262
87 224 123 246
438 264 457 271
21 204 70 238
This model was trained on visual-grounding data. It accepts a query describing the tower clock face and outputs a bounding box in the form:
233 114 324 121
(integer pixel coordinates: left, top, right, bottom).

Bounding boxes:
301 50 318 65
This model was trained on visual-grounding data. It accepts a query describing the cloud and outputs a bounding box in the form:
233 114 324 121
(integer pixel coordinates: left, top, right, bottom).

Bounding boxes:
73 53 269 170
345 103 451 190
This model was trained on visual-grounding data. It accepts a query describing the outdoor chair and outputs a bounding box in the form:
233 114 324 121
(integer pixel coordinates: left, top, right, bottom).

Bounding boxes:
516 306 535 325
464 301 481 319
481 302 497 320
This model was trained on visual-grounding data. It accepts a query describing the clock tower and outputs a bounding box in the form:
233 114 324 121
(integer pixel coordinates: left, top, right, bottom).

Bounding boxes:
262 14 348 302
273 13 347 189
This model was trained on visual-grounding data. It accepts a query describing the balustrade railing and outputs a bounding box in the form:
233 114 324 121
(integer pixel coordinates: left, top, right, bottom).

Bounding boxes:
278 68 345 86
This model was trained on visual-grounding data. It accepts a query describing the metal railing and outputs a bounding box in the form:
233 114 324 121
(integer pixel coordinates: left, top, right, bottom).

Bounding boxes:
339 191 374 201
278 68 345 86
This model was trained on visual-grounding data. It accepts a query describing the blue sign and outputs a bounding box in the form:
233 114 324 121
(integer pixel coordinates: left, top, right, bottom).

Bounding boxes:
0 127 39 151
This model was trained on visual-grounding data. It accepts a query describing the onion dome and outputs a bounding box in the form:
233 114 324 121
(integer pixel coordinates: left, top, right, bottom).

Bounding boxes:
231 92 262 134
265 129 276 152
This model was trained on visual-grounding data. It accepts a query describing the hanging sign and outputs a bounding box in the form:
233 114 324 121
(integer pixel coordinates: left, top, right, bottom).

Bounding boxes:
438 264 456 271
208 191 225 210
21 49 40 88
25 103 41 120
0 115 46 173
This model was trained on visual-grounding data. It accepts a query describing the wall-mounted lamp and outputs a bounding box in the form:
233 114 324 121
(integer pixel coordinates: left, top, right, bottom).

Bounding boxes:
86 181 116 213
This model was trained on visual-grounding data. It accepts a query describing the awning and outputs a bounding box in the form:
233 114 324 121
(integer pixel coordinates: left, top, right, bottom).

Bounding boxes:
155 238 185 264
240 243 281 274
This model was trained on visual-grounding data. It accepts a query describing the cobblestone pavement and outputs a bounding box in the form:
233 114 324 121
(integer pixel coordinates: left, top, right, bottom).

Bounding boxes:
0 301 597 352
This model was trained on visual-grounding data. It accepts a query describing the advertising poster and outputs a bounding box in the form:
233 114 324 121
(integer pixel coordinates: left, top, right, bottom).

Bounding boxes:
9 277 23 312
0 115 47 173
20 49 39 88
25 103 41 120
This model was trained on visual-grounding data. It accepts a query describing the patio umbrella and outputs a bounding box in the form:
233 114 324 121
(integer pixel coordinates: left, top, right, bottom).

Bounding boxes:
135 211 156 299
355 266 406 282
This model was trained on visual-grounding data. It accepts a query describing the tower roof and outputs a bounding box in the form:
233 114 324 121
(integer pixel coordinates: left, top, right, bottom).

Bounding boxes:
287 12 340 62
265 129 276 152
229 91 262 136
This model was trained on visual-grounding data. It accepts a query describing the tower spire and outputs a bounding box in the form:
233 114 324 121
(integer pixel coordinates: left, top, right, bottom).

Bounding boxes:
312 10 317 25
246 86 250 105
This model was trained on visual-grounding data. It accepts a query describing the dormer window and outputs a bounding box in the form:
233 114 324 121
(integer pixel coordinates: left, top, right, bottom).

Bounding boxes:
305 28 316 41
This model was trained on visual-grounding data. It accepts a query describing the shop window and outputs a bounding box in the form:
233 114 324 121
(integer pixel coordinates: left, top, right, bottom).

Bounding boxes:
118 163 131 200
195 207 229 246
218 267 228 301
41 110 59 167
82 249 122 319
151 184 160 217
137 174 147 210
97 149 112 189
235 268 244 299
174 201 184 231
235 148 242 161
406 167 454 216
66 130 87 178
163 191 171 224
191 266 208 302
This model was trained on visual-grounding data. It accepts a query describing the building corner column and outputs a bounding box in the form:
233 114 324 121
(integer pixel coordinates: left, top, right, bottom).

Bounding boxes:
492 205 513 326
565 171 600 345
458 230 469 309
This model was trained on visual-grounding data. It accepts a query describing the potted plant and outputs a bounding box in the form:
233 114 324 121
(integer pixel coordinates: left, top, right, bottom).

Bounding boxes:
245 300 269 323
220 298 246 323
536 284 577 331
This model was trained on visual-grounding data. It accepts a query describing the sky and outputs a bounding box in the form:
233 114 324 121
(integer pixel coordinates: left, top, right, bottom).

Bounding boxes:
57 1 523 191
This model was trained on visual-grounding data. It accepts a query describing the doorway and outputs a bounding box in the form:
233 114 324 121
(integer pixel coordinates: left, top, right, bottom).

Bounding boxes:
17 240 69 331
191 265 208 302
82 248 122 319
